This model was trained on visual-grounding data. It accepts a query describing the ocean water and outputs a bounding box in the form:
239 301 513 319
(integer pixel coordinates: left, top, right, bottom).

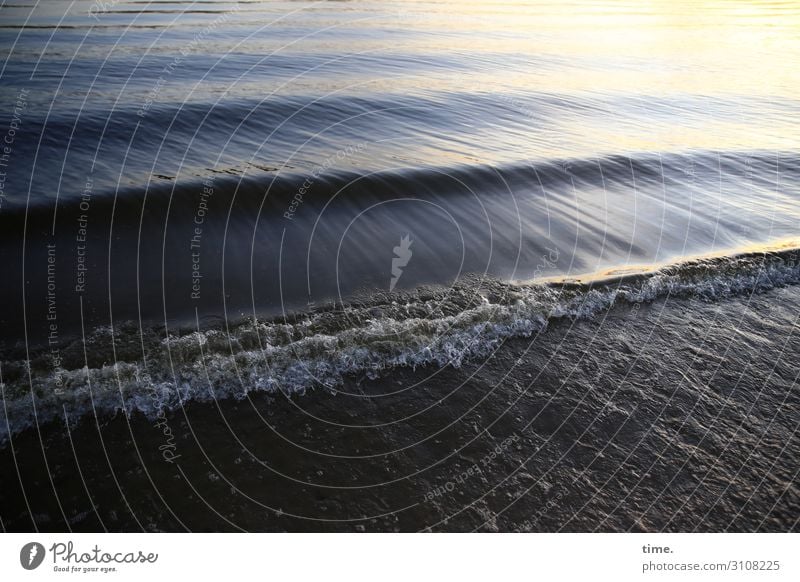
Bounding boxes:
0 1 798 531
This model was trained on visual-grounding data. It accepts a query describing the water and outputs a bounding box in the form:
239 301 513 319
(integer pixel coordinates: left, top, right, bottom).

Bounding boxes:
2 0 799 337
0 1 798 531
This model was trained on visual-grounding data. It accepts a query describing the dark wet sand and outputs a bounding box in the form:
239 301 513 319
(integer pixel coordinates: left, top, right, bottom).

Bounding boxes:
1 285 798 532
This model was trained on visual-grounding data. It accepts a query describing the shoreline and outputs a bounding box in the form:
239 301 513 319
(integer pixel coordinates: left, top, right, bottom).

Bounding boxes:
1 242 798 446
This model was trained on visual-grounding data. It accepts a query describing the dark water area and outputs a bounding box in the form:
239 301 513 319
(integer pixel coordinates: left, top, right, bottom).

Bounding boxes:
1 0 799 532
1 284 798 532
4 151 799 345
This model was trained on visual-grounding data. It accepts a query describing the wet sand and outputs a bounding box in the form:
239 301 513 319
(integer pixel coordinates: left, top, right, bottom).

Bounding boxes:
1 285 798 532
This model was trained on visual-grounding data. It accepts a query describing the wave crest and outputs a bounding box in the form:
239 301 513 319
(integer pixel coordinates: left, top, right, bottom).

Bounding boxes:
1 246 798 444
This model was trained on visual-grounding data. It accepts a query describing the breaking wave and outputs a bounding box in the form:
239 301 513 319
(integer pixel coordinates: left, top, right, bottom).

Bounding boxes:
1 245 798 445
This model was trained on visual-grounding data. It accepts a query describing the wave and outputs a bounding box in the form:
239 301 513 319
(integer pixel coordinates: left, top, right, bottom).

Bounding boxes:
2 244 798 445
5 149 798 216
2 149 798 353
